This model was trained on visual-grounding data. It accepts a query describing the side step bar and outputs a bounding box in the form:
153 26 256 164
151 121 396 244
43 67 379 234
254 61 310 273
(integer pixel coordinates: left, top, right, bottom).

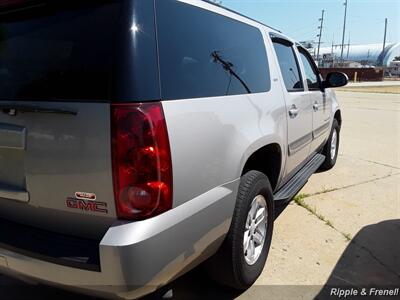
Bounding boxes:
274 154 325 202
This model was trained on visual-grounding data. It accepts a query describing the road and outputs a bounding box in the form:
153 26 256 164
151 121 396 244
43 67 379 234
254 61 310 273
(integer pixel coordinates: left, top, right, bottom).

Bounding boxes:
347 81 400 87
241 91 400 299
1 91 399 300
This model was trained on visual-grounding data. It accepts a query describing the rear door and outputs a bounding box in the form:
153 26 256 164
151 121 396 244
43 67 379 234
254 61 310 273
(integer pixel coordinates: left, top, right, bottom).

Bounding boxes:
271 36 313 178
0 1 126 238
297 47 332 151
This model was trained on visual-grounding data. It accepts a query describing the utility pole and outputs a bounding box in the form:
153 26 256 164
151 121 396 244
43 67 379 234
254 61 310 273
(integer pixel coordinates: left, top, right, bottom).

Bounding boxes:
382 18 388 76
331 34 335 67
382 18 388 57
316 9 325 63
340 0 348 63
346 33 351 60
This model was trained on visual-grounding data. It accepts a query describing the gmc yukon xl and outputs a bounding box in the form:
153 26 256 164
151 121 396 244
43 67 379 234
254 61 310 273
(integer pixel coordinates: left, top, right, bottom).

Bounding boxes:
0 0 347 298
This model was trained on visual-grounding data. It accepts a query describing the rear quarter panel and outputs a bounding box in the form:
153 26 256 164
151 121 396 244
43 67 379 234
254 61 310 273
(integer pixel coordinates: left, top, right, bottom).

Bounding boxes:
156 1 289 209
162 85 287 208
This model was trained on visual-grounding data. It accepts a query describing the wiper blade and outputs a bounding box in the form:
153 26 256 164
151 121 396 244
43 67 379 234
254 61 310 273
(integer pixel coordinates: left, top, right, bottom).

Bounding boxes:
0 104 78 116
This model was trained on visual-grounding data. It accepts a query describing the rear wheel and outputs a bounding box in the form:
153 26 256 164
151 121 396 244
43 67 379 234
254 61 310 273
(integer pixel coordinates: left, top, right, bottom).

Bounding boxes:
320 119 340 171
206 170 274 289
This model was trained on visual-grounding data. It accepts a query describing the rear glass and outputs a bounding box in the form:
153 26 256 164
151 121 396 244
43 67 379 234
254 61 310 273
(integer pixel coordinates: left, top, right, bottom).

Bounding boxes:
0 1 121 101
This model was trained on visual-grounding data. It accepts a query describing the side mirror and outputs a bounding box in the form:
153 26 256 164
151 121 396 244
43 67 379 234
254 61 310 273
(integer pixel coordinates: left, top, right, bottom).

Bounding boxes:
323 72 348 89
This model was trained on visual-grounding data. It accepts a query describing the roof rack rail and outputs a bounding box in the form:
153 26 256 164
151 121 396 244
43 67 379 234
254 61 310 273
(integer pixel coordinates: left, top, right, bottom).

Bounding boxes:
201 0 282 33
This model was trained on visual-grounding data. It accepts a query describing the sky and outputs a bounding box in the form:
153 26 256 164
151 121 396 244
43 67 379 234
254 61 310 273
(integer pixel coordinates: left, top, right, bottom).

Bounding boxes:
221 0 400 46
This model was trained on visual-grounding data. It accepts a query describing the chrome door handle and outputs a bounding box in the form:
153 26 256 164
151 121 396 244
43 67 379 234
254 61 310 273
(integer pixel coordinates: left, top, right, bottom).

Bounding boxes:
313 102 319 111
288 105 299 118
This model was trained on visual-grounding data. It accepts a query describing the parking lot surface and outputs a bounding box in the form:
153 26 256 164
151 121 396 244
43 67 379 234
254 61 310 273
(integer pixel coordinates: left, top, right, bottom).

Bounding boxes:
1 91 399 300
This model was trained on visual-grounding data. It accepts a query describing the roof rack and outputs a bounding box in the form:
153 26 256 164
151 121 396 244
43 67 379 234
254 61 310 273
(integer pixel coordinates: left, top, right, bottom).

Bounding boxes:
201 0 282 33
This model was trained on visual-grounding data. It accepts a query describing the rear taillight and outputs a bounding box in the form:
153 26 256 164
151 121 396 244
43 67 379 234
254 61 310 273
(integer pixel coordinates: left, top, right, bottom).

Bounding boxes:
111 102 173 220
0 0 36 9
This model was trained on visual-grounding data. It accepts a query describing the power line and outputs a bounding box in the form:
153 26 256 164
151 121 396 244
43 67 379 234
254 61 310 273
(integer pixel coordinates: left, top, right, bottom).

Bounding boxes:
291 21 320 34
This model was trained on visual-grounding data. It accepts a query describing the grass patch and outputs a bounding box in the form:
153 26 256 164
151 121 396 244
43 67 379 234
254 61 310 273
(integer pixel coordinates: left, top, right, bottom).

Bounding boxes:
294 195 334 229
294 187 338 201
343 233 352 242
293 193 351 240
319 187 338 194
293 193 310 201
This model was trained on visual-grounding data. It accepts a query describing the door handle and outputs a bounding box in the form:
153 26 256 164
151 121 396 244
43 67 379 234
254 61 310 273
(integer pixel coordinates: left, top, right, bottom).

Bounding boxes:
288 105 299 118
313 102 319 111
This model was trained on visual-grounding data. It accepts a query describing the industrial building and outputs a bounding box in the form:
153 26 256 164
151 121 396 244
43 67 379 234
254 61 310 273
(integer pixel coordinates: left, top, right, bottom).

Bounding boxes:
318 43 400 67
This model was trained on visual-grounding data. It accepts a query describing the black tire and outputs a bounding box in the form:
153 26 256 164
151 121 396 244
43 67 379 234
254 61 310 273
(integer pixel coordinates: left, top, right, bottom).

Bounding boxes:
206 170 274 290
319 119 340 171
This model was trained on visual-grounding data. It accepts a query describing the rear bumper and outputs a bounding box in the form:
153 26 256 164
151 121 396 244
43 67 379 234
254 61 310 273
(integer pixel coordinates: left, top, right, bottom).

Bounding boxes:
0 179 239 299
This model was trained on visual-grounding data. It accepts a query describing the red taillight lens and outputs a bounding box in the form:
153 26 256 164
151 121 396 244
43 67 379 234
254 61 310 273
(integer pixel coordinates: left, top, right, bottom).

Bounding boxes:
0 0 35 9
111 102 173 220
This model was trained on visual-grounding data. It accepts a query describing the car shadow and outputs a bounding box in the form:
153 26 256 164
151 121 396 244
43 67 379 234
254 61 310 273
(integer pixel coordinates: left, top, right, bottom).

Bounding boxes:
143 267 244 300
0 276 96 300
5 214 398 300
142 202 292 300
316 219 400 300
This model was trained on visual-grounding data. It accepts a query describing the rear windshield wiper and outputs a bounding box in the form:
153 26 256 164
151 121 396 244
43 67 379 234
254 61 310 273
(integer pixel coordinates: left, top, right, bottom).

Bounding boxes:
0 104 78 116
211 51 251 94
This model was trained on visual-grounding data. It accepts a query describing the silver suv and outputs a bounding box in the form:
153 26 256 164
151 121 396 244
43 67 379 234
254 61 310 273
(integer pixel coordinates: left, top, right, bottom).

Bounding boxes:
0 0 347 299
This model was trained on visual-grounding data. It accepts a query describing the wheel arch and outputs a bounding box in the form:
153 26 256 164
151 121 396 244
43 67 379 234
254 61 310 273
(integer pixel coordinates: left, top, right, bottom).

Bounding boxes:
241 143 283 192
334 109 342 128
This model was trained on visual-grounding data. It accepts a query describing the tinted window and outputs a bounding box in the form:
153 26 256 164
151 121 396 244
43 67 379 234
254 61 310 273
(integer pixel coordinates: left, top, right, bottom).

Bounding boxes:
156 0 270 100
298 49 320 90
272 42 303 92
0 1 160 102
0 1 122 101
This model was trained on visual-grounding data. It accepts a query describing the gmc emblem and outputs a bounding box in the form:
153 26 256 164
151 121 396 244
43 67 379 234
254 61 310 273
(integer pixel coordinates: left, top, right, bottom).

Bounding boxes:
66 197 108 214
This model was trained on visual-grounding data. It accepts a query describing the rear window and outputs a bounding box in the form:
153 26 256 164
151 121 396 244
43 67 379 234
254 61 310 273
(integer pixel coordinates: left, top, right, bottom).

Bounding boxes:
0 1 121 101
